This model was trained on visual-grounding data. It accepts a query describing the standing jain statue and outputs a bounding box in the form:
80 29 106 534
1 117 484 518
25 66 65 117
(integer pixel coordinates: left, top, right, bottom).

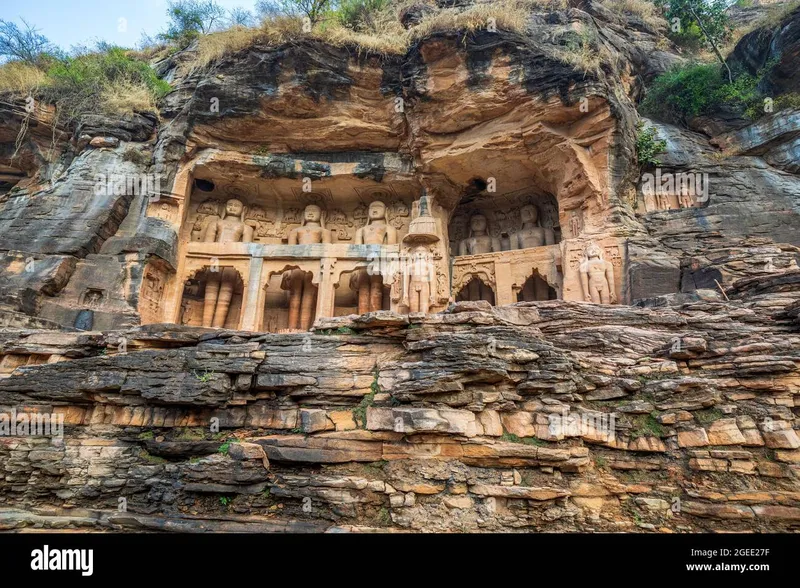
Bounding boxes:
201 198 252 328
282 204 331 330
512 204 555 249
579 242 616 304
351 201 398 313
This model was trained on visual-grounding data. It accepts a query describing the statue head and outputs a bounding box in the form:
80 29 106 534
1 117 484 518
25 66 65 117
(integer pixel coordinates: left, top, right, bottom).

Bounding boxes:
222 198 244 220
367 201 386 223
469 214 488 236
585 243 603 260
302 204 323 225
520 204 540 226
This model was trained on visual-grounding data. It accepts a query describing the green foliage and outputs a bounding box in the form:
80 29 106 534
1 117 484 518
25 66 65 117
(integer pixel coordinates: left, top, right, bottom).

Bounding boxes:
641 62 723 123
160 0 227 46
139 449 167 464
772 92 800 112
137 431 155 440
375 506 391 526
257 0 340 26
635 121 667 167
0 18 55 65
500 432 547 446
594 455 608 468
219 496 232 506
641 60 780 125
218 441 231 454
694 407 723 424
630 412 665 439
193 368 215 382
655 0 733 54
334 0 389 30
353 369 380 428
42 44 170 120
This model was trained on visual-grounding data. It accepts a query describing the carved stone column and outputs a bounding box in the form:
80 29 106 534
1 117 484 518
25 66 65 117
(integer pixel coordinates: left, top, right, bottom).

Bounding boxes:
315 258 337 322
494 260 514 306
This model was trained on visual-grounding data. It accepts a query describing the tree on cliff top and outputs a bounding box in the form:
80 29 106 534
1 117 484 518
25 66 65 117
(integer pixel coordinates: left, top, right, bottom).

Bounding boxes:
0 19 55 66
655 0 735 82
256 0 341 26
159 0 227 46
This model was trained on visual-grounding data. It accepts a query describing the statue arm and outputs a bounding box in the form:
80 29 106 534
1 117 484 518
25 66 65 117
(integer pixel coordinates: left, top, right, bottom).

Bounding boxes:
458 240 468 256
287 229 298 245
545 228 555 246
605 262 617 302
386 226 398 245
243 222 255 243
491 237 502 252
203 220 218 242
321 229 332 244
579 265 591 301
354 228 364 245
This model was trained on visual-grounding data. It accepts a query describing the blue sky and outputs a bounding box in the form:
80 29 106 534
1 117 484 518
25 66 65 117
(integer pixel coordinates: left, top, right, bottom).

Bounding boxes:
2 0 259 51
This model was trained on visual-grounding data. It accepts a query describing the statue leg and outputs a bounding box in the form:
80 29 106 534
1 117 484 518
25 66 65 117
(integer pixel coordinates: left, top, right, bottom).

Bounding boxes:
212 268 236 328
410 283 420 313
300 273 317 330
420 282 431 314
599 285 611 305
287 270 303 330
356 271 370 314
369 275 383 312
203 272 220 327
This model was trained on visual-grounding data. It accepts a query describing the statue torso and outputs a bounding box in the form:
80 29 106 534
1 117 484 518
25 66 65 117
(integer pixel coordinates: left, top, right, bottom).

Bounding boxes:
517 226 547 249
362 223 389 245
217 218 244 243
465 235 494 255
293 226 326 245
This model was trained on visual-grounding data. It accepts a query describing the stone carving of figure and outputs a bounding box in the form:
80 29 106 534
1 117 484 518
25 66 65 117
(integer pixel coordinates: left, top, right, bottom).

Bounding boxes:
579 242 616 304
569 211 582 237
458 214 500 256
512 204 555 249
678 186 694 209
351 201 397 313
656 190 670 211
203 198 254 243
355 201 398 246
280 205 331 330
401 245 437 314
202 267 239 328
287 204 331 245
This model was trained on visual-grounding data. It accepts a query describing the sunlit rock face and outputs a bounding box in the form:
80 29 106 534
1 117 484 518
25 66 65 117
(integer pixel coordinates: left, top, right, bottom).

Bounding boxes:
0 5 798 532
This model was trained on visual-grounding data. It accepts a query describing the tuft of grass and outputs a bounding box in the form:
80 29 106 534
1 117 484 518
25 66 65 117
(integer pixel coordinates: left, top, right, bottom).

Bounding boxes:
218 441 231 454
694 408 723 424
137 430 155 440
139 448 167 464
556 27 605 74
353 369 380 428
99 76 160 115
602 0 667 30
630 412 665 439
500 431 547 446
0 61 47 95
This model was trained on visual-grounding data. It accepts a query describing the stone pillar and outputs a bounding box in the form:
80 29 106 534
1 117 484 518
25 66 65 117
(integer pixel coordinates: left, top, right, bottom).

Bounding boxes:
315 258 336 322
494 260 514 306
240 256 263 331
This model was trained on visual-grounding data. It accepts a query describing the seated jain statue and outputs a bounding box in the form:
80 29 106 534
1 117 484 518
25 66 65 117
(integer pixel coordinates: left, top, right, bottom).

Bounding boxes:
579 243 616 304
352 201 398 313
201 199 252 328
458 214 500 256
512 204 555 249
282 204 331 330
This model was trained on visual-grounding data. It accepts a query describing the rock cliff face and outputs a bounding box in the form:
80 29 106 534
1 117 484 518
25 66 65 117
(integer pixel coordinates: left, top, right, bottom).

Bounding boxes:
0 1 798 532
